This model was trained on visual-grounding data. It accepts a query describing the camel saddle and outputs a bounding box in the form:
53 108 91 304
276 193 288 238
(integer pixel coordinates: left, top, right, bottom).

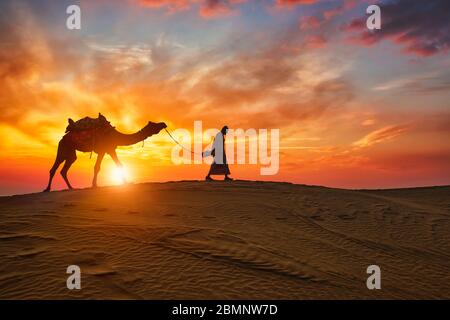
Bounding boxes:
65 113 112 132
65 113 114 151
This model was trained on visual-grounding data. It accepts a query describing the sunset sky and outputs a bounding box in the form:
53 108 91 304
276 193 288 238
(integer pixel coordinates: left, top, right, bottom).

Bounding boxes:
0 0 449 195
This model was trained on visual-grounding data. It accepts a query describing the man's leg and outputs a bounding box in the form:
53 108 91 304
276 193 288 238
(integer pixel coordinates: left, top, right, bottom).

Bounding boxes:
205 163 214 180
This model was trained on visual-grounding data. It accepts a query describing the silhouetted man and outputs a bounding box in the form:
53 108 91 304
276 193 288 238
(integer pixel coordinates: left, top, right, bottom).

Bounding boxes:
204 126 233 181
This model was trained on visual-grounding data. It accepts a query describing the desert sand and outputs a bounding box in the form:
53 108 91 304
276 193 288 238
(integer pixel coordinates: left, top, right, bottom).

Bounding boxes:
0 181 449 299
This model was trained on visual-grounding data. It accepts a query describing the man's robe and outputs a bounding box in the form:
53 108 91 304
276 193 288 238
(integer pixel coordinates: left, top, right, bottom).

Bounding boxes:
204 132 230 175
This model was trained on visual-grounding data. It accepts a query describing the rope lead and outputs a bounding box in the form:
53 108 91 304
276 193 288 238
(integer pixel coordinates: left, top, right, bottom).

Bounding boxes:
164 128 204 156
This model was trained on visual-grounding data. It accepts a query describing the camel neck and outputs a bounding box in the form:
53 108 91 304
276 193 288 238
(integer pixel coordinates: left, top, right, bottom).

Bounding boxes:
114 129 146 146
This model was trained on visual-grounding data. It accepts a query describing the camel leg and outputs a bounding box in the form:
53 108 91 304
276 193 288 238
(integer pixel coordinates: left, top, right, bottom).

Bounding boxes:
44 141 66 192
92 152 105 188
60 149 77 190
109 150 127 184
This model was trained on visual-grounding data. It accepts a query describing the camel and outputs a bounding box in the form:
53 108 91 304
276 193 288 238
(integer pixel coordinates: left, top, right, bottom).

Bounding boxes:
44 120 167 192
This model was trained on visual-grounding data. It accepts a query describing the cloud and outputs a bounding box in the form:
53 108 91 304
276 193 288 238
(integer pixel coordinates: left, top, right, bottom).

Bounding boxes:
323 0 356 19
87 43 153 73
276 0 319 7
304 35 327 48
199 0 246 18
135 0 190 12
299 16 321 30
297 0 357 51
0 2 81 128
135 0 246 18
372 71 450 93
345 0 450 56
168 38 353 128
362 119 376 126
353 125 408 148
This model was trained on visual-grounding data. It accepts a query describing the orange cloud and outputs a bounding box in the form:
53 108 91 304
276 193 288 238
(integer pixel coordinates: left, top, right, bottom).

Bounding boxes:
135 0 190 12
135 0 247 18
276 0 318 7
304 35 327 49
353 125 409 148
200 0 246 18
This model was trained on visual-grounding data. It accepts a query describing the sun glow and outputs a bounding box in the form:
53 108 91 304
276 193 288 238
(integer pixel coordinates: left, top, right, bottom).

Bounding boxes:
111 167 128 185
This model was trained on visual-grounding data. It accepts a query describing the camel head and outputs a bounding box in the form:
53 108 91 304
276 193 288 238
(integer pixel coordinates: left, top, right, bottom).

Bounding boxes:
142 121 167 137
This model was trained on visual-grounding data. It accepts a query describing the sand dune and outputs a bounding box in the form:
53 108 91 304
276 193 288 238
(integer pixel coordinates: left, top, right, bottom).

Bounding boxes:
0 181 449 299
